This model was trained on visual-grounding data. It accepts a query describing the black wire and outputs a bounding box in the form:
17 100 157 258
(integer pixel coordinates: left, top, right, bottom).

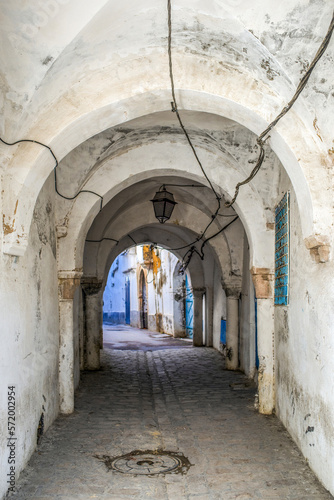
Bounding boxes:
200 216 239 258
167 0 221 242
225 9 334 208
86 237 119 244
0 137 104 212
168 236 202 252
3 4 331 271
128 234 137 245
158 183 208 190
54 167 103 211
225 141 266 207
217 213 238 217
178 215 239 272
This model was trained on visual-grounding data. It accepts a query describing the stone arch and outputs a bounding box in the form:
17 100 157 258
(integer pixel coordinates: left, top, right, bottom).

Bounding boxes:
3 93 328 258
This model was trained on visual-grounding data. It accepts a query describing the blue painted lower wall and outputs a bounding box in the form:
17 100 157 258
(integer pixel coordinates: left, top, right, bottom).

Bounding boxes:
103 312 126 324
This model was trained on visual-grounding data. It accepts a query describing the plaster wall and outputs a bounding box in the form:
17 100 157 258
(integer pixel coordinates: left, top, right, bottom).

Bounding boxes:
1 2 334 496
103 246 181 335
103 249 137 324
212 260 225 351
275 173 334 494
73 287 83 389
212 278 226 352
147 249 180 335
239 239 256 378
0 178 59 500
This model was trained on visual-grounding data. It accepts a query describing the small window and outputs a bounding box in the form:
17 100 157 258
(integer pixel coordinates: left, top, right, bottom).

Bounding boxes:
275 192 290 306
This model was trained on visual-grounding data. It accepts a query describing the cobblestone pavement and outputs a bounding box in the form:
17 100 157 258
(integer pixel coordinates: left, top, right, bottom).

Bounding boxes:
10 327 333 499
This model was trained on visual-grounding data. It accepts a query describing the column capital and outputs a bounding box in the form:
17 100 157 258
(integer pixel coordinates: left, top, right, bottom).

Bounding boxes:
250 267 274 299
58 271 83 300
222 276 242 298
225 288 241 299
81 277 103 296
304 234 331 263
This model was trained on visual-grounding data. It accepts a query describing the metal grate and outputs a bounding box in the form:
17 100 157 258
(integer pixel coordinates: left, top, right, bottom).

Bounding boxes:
95 449 191 476
275 192 290 306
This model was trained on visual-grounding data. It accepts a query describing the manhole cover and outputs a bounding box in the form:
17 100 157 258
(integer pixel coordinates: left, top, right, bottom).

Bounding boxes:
95 449 191 476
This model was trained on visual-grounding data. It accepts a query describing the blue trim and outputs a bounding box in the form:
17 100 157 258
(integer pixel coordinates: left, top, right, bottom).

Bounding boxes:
274 192 290 306
220 319 226 344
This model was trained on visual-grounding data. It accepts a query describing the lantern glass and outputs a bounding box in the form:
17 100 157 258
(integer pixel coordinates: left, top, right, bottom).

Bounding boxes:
151 188 177 223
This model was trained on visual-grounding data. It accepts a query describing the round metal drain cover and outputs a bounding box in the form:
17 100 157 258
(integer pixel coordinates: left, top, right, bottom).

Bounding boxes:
112 452 181 474
95 449 191 476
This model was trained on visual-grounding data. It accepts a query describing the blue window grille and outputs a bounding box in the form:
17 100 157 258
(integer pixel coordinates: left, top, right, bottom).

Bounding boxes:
275 192 290 306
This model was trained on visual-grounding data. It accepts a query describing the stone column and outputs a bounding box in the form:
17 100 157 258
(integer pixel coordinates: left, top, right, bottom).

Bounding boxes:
82 279 103 370
58 271 82 415
251 267 275 415
193 288 205 347
225 289 240 370
205 287 214 347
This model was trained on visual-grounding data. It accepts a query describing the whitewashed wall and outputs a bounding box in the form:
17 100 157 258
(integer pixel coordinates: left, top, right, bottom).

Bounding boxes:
275 174 334 493
1 1 334 497
103 246 183 336
0 178 59 497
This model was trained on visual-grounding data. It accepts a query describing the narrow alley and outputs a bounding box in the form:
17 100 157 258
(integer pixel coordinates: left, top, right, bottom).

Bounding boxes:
9 327 331 500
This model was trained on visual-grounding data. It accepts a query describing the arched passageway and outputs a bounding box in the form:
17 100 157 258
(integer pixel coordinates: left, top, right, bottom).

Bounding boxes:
60 168 266 424
7 341 332 499
103 245 193 340
1 3 334 496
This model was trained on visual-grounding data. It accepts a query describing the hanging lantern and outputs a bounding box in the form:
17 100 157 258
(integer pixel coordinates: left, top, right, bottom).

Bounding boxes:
151 187 177 224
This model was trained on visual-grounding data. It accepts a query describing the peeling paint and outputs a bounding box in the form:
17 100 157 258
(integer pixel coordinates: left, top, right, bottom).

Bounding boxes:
313 118 323 142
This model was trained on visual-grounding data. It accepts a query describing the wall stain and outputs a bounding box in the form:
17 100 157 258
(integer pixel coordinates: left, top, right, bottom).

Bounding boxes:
3 200 18 235
261 59 280 80
313 118 323 142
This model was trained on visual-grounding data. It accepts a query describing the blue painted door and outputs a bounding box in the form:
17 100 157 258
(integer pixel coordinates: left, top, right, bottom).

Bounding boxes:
125 278 130 325
185 275 193 339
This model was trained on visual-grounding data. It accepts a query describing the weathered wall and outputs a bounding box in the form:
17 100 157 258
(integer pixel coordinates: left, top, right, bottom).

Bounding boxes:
103 246 184 336
212 276 226 352
173 263 186 338
147 249 179 336
103 248 138 324
0 176 59 499
73 286 83 389
239 239 256 378
1 1 334 496
275 172 334 493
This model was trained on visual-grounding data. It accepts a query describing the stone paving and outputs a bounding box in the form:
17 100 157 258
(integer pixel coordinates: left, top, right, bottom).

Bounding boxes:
9 327 333 499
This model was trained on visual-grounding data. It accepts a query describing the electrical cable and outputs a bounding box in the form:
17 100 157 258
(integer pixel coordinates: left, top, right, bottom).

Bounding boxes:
86 237 119 244
225 8 334 208
2 5 332 270
158 183 208 189
200 216 239 258
0 138 104 211
175 215 238 273
128 234 137 245
167 0 221 243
